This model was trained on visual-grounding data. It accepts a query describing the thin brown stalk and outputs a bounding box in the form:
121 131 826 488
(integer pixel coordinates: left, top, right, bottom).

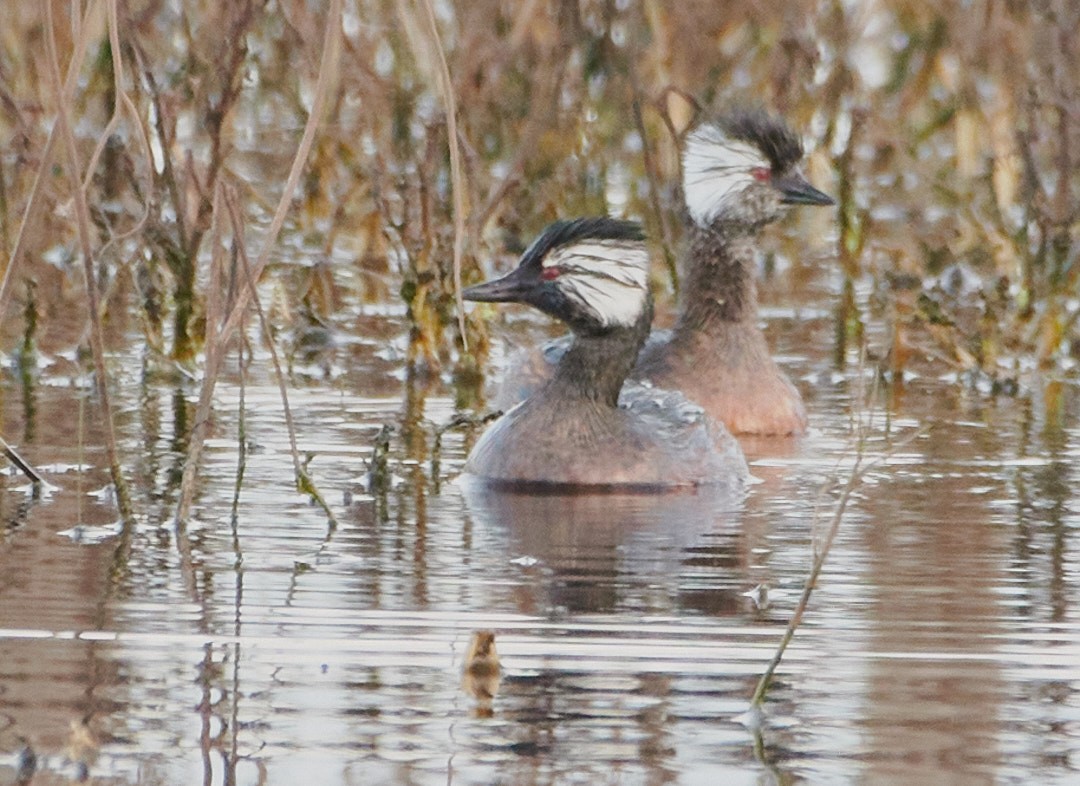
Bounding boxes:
131 43 189 252
204 184 228 354
748 373 922 709
417 0 469 349
225 187 338 525
0 0 104 329
468 80 558 240
230 320 249 524
44 0 134 524
654 85 702 144
168 184 227 598
748 433 869 709
173 0 342 525
100 96 155 250
467 16 571 246
84 2 155 298
506 0 543 48
81 0 125 191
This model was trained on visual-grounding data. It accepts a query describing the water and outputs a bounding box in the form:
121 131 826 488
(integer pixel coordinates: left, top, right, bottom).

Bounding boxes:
2 284 1080 785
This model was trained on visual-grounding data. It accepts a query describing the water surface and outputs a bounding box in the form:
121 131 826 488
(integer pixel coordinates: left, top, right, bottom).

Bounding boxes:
1 284 1079 785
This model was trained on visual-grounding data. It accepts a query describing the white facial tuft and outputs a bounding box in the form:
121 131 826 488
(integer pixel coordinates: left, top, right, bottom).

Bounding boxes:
682 125 768 226
543 240 650 328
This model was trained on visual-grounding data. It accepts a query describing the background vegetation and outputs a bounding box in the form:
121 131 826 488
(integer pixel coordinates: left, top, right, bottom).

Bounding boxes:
0 0 1078 511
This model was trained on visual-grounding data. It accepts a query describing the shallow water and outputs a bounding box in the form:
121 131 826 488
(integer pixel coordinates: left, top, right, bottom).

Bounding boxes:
2 282 1080 785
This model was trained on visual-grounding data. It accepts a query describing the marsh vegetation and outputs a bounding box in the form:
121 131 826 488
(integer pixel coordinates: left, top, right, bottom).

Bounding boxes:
2 4 1077 483
1 2 1079 783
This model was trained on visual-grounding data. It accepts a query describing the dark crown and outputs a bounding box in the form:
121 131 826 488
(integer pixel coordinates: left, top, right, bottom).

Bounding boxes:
521 217 645 269
713 108 805 173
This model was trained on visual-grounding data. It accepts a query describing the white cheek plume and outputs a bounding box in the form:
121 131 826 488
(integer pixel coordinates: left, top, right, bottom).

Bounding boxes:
682 127 765 225
545 241 649 328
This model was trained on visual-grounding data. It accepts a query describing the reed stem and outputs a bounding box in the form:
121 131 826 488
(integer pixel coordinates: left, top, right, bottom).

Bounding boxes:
44 0 135 525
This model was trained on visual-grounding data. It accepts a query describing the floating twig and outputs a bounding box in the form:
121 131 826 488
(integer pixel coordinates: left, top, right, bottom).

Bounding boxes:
0 434 43 486
748 429 871 709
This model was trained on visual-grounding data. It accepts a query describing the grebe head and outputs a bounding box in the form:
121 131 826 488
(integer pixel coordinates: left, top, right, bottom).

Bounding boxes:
682 108 834 229
464 217 650 335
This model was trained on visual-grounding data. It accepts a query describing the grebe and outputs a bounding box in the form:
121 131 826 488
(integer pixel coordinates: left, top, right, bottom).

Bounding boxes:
493 109 834 436
463 218 747 490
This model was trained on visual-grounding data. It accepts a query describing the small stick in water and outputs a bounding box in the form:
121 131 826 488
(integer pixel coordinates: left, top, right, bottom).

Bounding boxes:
0 434 43 486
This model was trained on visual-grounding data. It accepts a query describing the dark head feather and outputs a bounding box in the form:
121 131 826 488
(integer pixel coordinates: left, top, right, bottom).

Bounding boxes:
520 217 645 270
714 108 805 173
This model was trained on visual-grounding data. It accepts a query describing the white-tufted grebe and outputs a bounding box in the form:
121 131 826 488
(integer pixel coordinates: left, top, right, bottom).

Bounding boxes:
463 217 747 491
493 109 834 436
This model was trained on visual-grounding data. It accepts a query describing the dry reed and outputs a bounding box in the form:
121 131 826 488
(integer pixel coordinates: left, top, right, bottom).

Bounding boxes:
226 187 338 525
173 0 343 525
44 0 134 523
416 0 470 349
0 0 102 327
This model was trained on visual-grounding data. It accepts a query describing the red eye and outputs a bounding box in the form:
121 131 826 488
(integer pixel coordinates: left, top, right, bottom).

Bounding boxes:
540 266 561 281
752 167 771 182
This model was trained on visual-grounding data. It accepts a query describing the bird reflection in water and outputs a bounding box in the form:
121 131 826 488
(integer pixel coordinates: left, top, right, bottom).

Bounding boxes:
459 476 746 615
